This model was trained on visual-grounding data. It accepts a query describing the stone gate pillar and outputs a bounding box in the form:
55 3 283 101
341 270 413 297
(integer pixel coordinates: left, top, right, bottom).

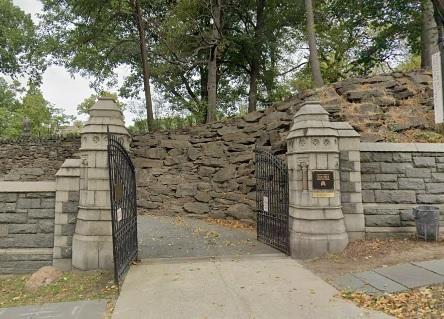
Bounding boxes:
286 100 350 259
72 97 130 270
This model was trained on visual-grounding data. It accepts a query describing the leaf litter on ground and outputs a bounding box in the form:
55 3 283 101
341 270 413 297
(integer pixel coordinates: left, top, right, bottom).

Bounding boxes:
342 284 444 318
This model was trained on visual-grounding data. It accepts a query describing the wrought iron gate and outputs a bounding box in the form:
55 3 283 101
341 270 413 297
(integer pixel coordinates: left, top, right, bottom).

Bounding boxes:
107 131 138 283
255 148 289 254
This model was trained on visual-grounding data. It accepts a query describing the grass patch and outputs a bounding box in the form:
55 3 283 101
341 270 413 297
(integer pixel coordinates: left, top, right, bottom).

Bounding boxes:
0 271 118 310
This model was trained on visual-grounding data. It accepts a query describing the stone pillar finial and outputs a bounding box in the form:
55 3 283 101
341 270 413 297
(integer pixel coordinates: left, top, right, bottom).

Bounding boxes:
286 100 348 259
292 100 329 122
72 96 130 270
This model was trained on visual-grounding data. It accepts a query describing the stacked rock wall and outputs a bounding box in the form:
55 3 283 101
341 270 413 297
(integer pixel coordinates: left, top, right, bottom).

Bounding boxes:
0 137 80 181
132 102 296 222
132 70 441 221
361 143 444 237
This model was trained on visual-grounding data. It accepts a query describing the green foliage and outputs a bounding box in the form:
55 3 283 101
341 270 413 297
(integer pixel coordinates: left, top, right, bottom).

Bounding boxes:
315 0 422 83
396 55 422 72
39 0 428 128
0 78 74 138
0 78 20 136
0 0 43 80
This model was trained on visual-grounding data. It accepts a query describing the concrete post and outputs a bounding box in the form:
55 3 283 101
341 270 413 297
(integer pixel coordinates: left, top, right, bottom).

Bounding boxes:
72 97 130 270
286 100 348 259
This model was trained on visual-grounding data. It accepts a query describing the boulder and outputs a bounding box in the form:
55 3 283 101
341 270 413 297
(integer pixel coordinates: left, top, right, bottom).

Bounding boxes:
160 139 191 149
187 147 201 161
198 166 216 177
226 203 254 220
213 167 236 183
201 142 226 158
208 210 226 219
175 183 197 197
354 103 381 114
196 158 225 168
183 202 209 214
25 266 63 291
195 191 211 203
230 153 253 164
133 158 163 168
145 147 167 160
227 143 248 152
259 111 290 125
222 132 251 143
138 200 160 209
243 111 264 122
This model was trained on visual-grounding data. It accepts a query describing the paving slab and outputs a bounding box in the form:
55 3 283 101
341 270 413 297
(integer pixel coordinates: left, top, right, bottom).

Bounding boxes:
334 273 367 291
0 300 107 319
412 259 444 276
353 271 407 293
334 274 380 294
375 263 444 289
113 255 392 319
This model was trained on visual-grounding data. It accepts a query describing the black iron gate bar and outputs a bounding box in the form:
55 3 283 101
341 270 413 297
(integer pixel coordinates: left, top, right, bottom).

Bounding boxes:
255 147 289 254
107 129 138 284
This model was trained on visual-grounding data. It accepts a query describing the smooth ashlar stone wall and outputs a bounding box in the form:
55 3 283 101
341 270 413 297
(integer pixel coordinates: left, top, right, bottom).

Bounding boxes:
0 182 56 273
360 143 444 237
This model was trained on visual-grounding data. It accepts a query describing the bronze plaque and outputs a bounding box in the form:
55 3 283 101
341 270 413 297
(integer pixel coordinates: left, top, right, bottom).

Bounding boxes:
312 171 334 190
114 183 124 201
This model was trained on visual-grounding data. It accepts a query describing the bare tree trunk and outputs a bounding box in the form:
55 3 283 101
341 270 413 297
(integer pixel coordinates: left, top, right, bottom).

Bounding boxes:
422 0 438 68
200 66 208 123
248 0 266 113
206 0 222 123
134 0 155 130
248 68 258 112
305 0 324 88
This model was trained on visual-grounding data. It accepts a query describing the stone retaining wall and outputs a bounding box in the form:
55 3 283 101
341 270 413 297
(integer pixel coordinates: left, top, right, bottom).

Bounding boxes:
361 143 444 237
0 137 80 181
0 182 56 273
131 100 296 222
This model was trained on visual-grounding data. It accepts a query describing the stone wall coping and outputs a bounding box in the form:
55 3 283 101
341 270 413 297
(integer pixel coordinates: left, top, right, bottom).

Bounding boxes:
0 181 56 192
361 142 444 153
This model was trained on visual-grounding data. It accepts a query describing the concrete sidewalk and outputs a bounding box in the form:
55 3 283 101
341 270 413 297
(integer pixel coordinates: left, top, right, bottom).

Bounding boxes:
335 259 444 294
0 300 107 319
112 255 391 319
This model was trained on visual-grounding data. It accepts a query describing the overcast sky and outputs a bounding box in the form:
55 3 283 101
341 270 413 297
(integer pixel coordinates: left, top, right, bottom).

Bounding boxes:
12 0 136 124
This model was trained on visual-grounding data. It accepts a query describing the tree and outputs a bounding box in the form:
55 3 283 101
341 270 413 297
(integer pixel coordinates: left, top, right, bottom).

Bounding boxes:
304 0 323 88
248 0 266 112
40 0 169 131
308 0 422 84
132 0 155 129
0 79 73 138
422 0 438 68
0 0 42 80
206 0 223 122
0 78 20 137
